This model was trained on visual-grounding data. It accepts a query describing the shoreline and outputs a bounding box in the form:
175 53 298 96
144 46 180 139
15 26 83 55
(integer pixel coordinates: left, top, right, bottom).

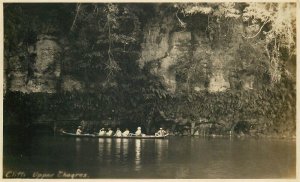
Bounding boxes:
168 133 296 140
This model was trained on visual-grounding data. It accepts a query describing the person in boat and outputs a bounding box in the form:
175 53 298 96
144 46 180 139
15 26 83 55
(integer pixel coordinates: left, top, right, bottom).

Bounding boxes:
135 126 143 136
106 128 114 136
122 128 130 136
155 128 167 136
99 128 106 136
59 128 65 134
114 128 122 137
76 126 82 135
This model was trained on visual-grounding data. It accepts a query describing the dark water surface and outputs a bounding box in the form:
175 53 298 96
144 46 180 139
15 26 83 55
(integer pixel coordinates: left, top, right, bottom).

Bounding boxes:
3 135 296 179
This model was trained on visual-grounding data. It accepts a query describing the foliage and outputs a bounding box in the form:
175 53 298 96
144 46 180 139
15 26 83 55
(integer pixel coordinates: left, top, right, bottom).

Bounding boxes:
176 2 296 84
167 2 295 135
177 3 241 18
4 3 296 136
242 3 296 83
4 4 73 53
67 3 143 83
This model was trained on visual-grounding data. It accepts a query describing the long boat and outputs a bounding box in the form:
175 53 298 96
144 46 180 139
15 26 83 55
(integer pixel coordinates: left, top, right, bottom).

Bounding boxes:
60 131 168 139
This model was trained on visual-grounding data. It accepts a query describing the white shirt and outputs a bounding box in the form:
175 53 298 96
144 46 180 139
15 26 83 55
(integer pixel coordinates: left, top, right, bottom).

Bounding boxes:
76 129 82 135
156 130 166 136
115 130 122 137
135 129 142 136
106 130 113 136
99 130 106 136
122 130 130 136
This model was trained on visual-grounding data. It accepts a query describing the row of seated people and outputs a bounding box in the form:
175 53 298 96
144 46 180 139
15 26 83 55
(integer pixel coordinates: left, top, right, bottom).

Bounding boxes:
98 127 130 136
76 126 167 136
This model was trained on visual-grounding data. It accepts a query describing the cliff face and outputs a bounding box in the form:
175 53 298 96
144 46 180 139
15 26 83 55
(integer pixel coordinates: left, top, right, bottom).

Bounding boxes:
138 13 255 94
3 4 296 137
28 35 62 93
6 33 88 93
7 35 62 93
6 8 259 95
138 12 176 92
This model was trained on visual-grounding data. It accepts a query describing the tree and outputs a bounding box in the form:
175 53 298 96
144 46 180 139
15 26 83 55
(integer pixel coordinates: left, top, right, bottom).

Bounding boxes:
242 3 296 83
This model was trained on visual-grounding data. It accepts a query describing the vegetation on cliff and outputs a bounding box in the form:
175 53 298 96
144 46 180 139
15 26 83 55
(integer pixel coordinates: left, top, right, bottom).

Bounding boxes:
4 3 296 137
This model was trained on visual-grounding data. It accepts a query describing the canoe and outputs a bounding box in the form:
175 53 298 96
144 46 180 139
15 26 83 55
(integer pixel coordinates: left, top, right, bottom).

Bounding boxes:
60 131 168 139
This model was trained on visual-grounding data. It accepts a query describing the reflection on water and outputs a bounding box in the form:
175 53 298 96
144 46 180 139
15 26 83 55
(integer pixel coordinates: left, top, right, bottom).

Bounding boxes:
155 139 168 163
106 138 112 164
98 138 105 162
3 136 296 178
75 138 81 156
75 138 81 150
176 166 190 178
106 138 112 154
135 139 142 171
115 138 121 162
122 139 129 163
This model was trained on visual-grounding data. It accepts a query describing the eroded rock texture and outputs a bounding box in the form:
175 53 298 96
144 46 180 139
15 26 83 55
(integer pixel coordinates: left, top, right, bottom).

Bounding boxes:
8 35 62 93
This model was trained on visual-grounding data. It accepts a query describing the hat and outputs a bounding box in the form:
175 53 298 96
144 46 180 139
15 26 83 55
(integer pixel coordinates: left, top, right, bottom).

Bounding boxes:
137 127 141 129
160 128 163 130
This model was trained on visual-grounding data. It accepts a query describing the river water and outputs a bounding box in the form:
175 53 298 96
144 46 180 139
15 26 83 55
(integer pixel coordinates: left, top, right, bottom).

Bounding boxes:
3 135 295 179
